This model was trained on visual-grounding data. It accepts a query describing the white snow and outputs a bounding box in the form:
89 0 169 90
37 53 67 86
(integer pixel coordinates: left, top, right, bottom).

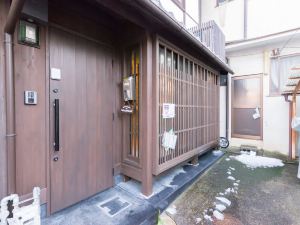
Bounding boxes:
195 217 202 224
234 155 284 169
229 167 235 171
227 176 236 181
213 150 223 156
166 205 177 215
216 197 231 206
227 171 232 175
224 188 235 194
215 204 226 212
225 158 230 161
204 214 213 221
213 210 224 220
233 182 239 186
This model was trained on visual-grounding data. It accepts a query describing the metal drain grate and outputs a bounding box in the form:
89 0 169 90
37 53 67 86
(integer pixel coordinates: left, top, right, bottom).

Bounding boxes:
97 197 131 217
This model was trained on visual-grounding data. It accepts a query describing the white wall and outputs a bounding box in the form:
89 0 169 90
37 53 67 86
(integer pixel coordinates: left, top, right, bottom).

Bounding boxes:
225 38 300 155
201 0 244 42
201 0 300 42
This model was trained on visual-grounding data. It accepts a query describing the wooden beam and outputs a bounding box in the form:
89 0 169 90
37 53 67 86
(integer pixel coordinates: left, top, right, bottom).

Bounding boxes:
140 33 153 196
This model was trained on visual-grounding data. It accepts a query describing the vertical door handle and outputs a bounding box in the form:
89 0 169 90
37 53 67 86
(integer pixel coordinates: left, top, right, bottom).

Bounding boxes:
54 99 60 151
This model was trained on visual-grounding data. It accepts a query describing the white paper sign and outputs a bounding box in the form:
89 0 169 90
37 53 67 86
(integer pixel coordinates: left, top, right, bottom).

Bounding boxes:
162 103 175 118
51 68 61 80
162 129 177 150
252 107 260 120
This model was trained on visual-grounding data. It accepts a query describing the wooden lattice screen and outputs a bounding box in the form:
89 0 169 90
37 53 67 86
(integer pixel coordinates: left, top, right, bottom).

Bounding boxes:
156 42 220 174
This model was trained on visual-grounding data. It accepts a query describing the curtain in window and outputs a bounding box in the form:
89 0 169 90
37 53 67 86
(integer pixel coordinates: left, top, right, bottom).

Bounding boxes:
270 55 300 95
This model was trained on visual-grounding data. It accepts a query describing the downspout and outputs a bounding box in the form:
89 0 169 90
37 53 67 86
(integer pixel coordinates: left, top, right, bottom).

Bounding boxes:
283 95 293 160
3 0 26 194
243 0 248 39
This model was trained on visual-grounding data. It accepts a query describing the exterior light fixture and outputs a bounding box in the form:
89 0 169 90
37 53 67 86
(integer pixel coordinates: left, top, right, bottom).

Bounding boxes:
18 20 40 48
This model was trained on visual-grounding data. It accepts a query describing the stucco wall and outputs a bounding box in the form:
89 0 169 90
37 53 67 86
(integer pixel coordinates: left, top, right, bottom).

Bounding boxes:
226 38 300 155
201 0 300 42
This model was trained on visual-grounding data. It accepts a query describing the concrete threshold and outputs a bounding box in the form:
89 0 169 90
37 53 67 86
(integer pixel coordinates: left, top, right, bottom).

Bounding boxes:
42 150 223 225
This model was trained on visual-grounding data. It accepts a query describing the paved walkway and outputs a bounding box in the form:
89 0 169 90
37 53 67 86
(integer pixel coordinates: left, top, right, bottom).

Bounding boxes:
43 151 223 225
164 152 300 225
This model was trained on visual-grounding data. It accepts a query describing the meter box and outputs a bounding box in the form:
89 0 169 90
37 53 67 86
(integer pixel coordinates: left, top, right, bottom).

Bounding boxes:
24 91 37 105
123 76 135 101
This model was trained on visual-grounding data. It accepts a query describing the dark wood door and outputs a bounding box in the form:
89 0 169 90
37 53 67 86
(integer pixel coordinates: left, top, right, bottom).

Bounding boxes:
49 28 113 213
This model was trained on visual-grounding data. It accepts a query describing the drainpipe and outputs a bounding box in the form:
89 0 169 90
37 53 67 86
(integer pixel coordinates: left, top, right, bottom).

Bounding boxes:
243 0 248 39
283 94 293 160
3 0 26 194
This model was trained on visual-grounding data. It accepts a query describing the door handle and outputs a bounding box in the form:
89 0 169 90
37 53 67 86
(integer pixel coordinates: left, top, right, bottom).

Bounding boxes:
54 99 60 151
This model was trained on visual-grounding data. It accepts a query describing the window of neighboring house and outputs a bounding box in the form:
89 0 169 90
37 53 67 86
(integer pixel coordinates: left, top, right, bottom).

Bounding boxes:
270 54 300 96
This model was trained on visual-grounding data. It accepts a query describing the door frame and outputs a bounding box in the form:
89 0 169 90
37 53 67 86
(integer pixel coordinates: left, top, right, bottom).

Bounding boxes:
48 25 114 213
231 74 263 140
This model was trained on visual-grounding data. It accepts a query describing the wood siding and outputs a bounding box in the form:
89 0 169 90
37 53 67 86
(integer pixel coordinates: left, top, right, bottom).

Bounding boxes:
14 26 47 197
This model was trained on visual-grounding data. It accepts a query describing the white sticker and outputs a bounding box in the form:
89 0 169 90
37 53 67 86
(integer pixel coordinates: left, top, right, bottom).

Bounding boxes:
162 129 177 150
162 103 175 118
51 68 61 80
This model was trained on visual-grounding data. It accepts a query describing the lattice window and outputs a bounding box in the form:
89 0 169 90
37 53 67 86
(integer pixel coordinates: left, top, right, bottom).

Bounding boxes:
158 43 219 166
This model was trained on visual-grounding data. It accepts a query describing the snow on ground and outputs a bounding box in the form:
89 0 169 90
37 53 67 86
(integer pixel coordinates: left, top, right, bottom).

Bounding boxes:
234 155 284 169
213 150 223 156
216 197 231 206
213 210 224 220
215 204 226 212
166 205 177 215
204 214 213 222
195 217 202 224
227 176 235 181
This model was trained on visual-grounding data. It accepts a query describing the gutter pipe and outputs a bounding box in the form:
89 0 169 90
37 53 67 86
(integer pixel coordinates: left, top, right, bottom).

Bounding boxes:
134 0 234 74
3 0 26 194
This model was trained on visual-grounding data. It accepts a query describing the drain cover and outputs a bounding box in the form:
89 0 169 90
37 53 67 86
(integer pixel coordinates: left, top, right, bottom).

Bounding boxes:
97 197 131 217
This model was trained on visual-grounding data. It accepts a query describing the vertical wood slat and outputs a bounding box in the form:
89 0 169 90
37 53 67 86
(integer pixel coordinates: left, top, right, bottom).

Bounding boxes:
156 42 220 172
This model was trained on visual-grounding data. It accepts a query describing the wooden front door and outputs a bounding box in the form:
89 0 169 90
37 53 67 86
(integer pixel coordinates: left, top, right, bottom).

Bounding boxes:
231 75 263 140
49 28 113 213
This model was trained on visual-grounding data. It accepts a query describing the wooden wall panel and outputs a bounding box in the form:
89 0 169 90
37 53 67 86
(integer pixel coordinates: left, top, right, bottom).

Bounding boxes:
0 0 9 199
14 26 47 196
112 51 123 174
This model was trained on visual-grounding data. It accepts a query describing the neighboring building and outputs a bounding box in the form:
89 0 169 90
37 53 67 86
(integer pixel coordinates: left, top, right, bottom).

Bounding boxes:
201 0 300 157
0 0 231 214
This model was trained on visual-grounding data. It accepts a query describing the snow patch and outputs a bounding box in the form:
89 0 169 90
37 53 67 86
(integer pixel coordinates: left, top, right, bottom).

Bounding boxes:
227 171 232 175
195 217 202 224
204 214 213 221
216 197 231 206
166 205 177 215
225 158 230 161
215 204 226 212
229 167 235 171
233 182 239 186
234 155 284 169
213 210 224 220
213 150 223 156
227 176 236 181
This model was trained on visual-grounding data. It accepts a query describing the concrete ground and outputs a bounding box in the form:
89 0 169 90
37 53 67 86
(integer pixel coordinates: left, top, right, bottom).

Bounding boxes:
42 151 223 225
163 151 300 225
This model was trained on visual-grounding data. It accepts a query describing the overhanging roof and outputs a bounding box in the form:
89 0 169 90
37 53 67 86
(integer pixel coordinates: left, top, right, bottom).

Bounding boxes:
94 0 233 74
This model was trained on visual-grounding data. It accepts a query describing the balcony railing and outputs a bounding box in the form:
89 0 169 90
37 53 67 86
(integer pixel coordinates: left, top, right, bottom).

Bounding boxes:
151 0 226 62
189 21 226 62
